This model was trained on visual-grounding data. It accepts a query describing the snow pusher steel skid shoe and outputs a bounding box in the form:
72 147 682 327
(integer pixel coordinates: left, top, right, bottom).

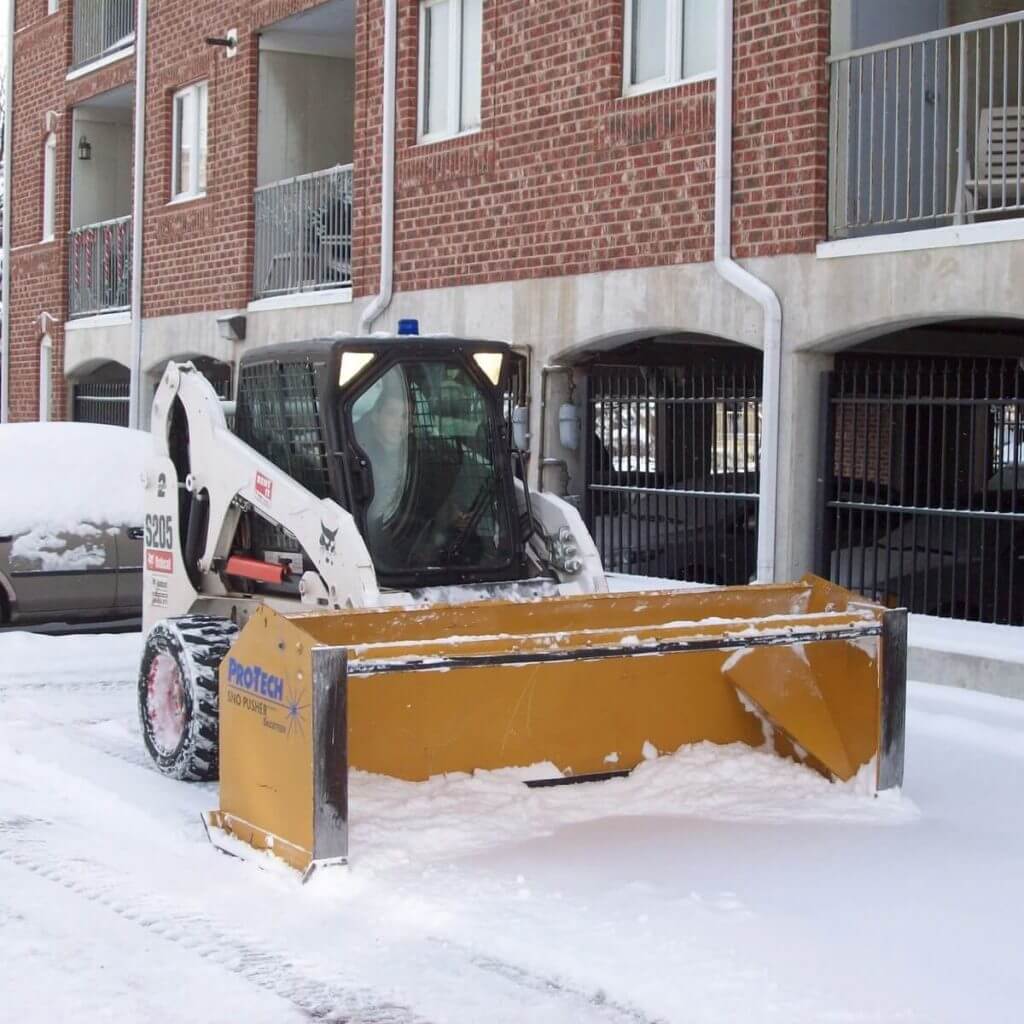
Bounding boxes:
203 575 906 877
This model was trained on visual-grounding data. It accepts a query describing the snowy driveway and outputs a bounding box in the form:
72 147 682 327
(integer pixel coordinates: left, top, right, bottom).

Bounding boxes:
0 631 1020 1023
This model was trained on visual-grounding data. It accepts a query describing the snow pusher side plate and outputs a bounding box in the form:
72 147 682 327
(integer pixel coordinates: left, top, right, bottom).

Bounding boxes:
208 576 906 871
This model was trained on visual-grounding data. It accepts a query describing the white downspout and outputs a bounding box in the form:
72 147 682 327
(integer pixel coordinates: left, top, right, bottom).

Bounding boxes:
714 0 783 583
358 0 397 335
128 0 148 429
1 0 15 423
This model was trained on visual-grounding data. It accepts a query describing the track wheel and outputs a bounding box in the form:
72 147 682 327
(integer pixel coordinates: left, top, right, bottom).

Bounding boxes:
138 616 239 781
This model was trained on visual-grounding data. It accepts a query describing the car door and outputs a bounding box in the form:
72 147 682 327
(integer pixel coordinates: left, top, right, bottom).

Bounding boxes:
114 524 144 614
4 523 118 621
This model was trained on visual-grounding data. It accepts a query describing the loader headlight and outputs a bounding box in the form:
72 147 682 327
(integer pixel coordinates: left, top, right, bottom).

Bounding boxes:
550 526 583 576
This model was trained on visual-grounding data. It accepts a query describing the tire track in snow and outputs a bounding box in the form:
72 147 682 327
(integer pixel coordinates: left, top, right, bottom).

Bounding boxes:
0 820 663 1024
0 832 422 1024
439 941 668 1024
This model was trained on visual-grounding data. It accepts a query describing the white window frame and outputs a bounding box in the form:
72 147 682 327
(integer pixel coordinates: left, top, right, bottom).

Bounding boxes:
42 133 57 242
417 0 482 144
170 81 208 203
47 0 59 15
622 0 716 98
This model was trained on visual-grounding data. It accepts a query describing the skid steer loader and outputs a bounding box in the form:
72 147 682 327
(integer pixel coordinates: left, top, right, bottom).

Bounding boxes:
138 333 906 875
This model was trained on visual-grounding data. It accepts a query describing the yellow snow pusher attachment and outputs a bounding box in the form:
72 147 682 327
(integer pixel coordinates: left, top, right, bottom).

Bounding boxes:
205 575 906 877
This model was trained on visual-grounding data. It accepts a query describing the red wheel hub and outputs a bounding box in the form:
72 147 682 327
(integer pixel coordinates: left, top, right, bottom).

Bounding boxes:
146 653 187 756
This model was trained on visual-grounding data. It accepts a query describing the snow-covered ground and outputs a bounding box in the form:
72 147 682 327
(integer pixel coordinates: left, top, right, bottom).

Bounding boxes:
1 631 1021 1023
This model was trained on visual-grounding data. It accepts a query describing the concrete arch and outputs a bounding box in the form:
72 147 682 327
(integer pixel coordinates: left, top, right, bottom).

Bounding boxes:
65 355 131 379
550 327 757 366
805 314 1024 355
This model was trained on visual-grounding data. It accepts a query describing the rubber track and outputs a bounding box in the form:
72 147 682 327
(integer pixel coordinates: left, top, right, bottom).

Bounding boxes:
0 831 424 1024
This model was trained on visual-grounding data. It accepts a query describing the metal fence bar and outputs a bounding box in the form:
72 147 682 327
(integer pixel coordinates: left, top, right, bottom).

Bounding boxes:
67 216 132 319
73 380 130 427
829 10 1024 237
584 350 762 586
253 165 354 301
72 0 135 69
828 353 1024 625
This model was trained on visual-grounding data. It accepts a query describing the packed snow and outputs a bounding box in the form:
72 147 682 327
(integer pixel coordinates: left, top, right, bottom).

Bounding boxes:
910 611 1024 665
0 422 150 535
1 629 1021 1022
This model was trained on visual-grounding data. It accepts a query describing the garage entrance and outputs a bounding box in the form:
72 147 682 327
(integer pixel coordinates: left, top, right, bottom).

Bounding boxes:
582 342 762 585
823 322 1024 625
73 362 130 426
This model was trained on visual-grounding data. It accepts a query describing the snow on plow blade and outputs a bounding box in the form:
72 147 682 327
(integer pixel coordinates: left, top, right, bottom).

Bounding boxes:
205 575 906 875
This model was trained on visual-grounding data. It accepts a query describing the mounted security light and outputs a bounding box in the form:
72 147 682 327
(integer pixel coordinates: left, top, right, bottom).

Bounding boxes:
339 352 376 387
472 352 504 386
77 134 92 161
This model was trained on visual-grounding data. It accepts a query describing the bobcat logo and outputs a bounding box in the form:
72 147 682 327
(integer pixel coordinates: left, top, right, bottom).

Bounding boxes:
319 521 338 566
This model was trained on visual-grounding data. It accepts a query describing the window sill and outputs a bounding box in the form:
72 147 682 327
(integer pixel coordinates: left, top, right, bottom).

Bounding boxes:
622 71 716 100
66 43 135 82
415 126 482 148
247 287 353 313
167 192 208 207
816 218 1024 259
65 311 132 331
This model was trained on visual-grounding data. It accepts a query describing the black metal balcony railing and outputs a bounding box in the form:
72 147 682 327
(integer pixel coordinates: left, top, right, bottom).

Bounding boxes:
828 11 1024 238
73 0 136 69
253 165 353 301
68 216 132 319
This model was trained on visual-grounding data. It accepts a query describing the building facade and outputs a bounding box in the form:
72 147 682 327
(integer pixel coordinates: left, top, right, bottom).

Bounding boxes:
4 0 1024 680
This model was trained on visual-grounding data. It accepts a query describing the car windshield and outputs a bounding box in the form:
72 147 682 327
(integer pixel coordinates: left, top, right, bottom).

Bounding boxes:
348 360 513 577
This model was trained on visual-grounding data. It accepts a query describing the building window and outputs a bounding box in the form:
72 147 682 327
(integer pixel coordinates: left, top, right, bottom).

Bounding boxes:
42 134 57 242
171 82 208 201
418 0 482 142
47 0 59 15
623 0 716 96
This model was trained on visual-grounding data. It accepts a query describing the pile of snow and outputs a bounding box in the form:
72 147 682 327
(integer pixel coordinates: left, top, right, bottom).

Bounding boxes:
0 423 151 535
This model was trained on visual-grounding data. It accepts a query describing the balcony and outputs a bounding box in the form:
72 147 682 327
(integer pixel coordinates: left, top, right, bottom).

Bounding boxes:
253 164 353 300
68 87 133 319
828 8 1024 239
73 0 135 71
68 216 132 319
253 0 355 302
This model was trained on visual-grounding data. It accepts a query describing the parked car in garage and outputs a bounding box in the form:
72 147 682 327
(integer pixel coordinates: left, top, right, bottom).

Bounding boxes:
0 422 150 626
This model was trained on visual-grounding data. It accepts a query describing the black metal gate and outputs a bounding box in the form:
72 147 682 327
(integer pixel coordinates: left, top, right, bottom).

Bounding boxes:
823 353 1024 624
584 345 762 585
73 379 130 426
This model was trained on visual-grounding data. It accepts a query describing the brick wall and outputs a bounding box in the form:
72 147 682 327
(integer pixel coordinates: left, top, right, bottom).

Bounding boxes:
355 0 831 299
7 0 834 420
8 4 71 420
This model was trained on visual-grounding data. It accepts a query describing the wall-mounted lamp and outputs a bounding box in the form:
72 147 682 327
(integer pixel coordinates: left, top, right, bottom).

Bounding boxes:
204 28 238 58
77 134 92 161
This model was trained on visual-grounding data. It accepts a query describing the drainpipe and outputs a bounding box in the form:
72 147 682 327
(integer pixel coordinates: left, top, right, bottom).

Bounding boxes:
128 0 148 430
1 0 15 423
358 0 397 335
713 0 783 583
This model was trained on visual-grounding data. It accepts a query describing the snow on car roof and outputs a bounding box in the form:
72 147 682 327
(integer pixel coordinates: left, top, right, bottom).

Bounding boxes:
0 422 151 535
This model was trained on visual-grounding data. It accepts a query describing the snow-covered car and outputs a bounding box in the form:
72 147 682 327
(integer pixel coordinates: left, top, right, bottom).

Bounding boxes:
0 422 150 626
